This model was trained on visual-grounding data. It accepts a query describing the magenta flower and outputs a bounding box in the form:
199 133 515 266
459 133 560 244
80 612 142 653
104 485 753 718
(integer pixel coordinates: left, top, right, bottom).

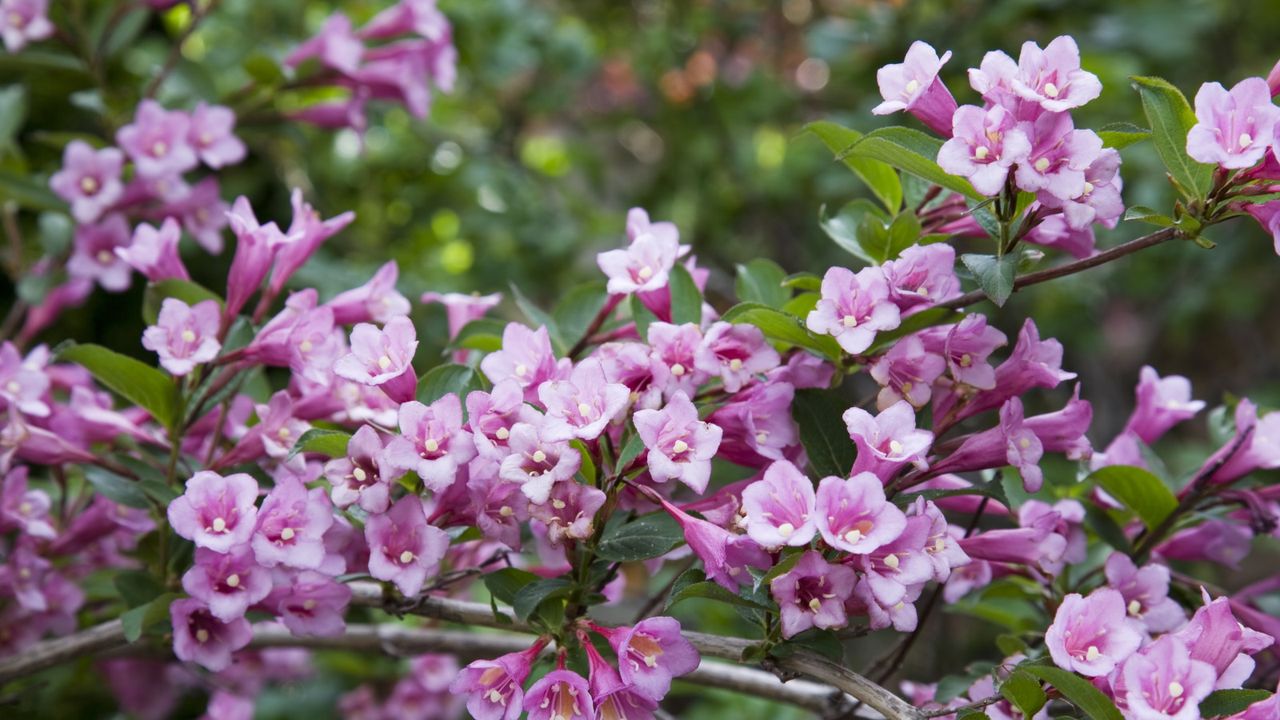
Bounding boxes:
1045 588 1143 677
770 550 857 639
869 335 946 410
497 420 580 504
181 546 271 622
67 214 133 292
583 635 660 719
0 0 52 52
597 228 682 295
852 574 923 632
528 479 606 545
815 472 907 554
695 321 780 392
1104 554 1185 634
1202 399 1280 485
116 100 198 179
0 342 49 417
523 668 594 720
942 319 1075 424
708 379 799 467
225 196 290 319
168 471 260 553
652 493 769 590
844 400 933 480
1123 365 1205 444
806 266 901 355
251 478 333 570
324 425 393 513
252 391 312 460
1014 111 1103 201
364 494 449 597
937 104 1031 196
50 141 124 224
285 13 364 73
268 190 355 299
0 466 54 539
1000 397 1046 492
385 393 476 491
882 243 961 311
854 514 935 606
467 379 542 460
450 642 544 720
1187 78 1280 169
467 464 527 549
274 570 353 637
741 460 817 548
142 298 222 376
360 0 450 41
598 617 700 702
480 323 571 402
188 102 246 169
1122 636 1218 720
924 313 1008 390
170 598 253 671
538 358 630 441
116 218 190 282
1171 593 1273 688
872 41 958 136
914 498 969 582
325 261 412 325
989 36 1103 113
647 322 708 399
334 316 419 403
633 391 722 493
1041 147 1125 230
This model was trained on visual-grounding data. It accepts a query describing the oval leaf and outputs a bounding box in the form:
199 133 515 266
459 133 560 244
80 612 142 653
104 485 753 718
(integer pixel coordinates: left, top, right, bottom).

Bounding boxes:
55 342 179 430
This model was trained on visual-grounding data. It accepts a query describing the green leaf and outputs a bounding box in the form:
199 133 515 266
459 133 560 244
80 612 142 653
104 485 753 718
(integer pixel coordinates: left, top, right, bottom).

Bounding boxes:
595 512 685 562
735 258 790 309
483 567 539 605
720 303 841 360
1020 666 1123 720
615 432 646 473
0 85 27 150
668 580 772 612
792 388 855 478
1084 504 1133 554
864 306 962 356
448 317 507 353
288 428 353 461
553 282 609 348
55 342 179 430
121 593 178 643
510 285 565 354
771 628 845 664
668 263 702 326
1097 122 1151 150
882 210 924 262
571 439 597 485
1000 670 1047 719
0 170 65 211
664 567 707 611
819 199 889 264
1087 465 1178 531
416 364 486 405
759 547 804 585
243 51 285 86
804 121 903 213
1132 76 1214 201
629 294 660 340
84 467 152 509
114 570 164 608
1123 205 1176 228
512 577 574 622
1200 689 1273 717
782 272 821 292
838 126 984 201
142 279 224 325
961 253 1018 307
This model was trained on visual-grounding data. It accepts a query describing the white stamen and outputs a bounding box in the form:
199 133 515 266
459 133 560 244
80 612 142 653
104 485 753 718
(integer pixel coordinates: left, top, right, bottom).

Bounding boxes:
1034 157 1051 172
211 517 227 533
637 266 654 280
777 522 795 538
225 574 240 588
1168 681 1184 698
844 529 863 544
377 355 392 370
1128 599 1142 616
1085 645 1101 661
424 438 439 453
80 176 99 194
973 146 990 161
196 629 210 643
181 329 196 343
552 499 566 510
280 527 295 541
532 450 547 463
888 440 904 454
353 467 367 482
673 439 689 454
670 363 686 377
808 598 823 612
884 553 900 570
1239 133 1254 149
1082 181 1095 195
499 505 514 517
842 315 859 328
495 427 510 440
576 402 592 416
1044 82 1060 98
515 364 528 377
399 550 415 564
728 358 743 372
152 141 168 157
903 79 920 96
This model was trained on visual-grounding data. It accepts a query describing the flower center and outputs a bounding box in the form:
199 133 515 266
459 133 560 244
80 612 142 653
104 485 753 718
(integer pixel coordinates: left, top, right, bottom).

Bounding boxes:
515 363 528 377
808 597 823 612
1239 133 1253 149
1082 181 1095 195
728 358 743 371
532 449 547 463
672 439 689 454
842 315 859 328
495 427 510 440
196 628 210 643
973 146 990 161
670 362 686 376
80 176 100 195
1168 681 1184 698
399 550 415 564
777 522 795 538
577 402 592 416
888 439 904 454
1034 157 1051 172
499 505 514 517
280 527 295 541
353 467 367 482
884 553 900 570
97 250 115 265
211 517 227 533
424 438 440 453
225 573 240 588
377 355 392 370
1044 82 1060 97
903 79 920 96
181 329 196 343
1127 599 1142 616
637 266 653 280
1085 645 1101 661
152 140 168 157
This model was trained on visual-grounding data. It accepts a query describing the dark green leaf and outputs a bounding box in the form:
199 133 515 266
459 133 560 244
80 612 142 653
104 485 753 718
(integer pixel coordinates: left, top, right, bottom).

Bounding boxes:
0 170 65 211
243 51 286 86
121 593 178 643
510 285 565 354
1132 76 1213 201
1200 689 1272 717
416 364 486 405
819 199 889 264
553 282 609 348
114 570 164 608
484 567 539 606
630 294 660 340
720 303 841 360
595 512 685 562
288 428 353 461
838 126 984 201
142 279 224 325
1087 465 1178 531
668 580 772 612
512 577 574 621
782 272 821 292
668 263 702 326
864 306 962 356
1097 122 1151 150
1084 504 1133 554
0 85 27 149
615 432 646 473
1123 206 1175 228
1020 665 1123 720
664 567 707 611
84 467 151 509
448 317 507 353
882 210 924 262
961 253 1018 307
771 628 844 664
792 388 855 478
1000 670 1047 718
735 258 790 309
804 121 903 213
55 342 179 430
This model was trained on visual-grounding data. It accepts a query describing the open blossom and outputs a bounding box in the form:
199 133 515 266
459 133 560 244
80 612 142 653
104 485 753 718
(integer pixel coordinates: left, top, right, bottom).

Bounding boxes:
882 243 960 311
741 460 817 548
529 479 606 545
1122 636 1218 720
0 466 55 538
325 261 412 325
0 0 53 52
869 335 946 410
181 546 271 622
385 394 476 491
538 358 630 441
920 313 1007 390
1045 588 1143 677
815 472 907 554
633 391 722 493
872 41 958 136
1187 78 1280 169
116 100 198 179
1014 111 1103 201
0 342 49 417
142 298 222 376
1104 554 1185 633
597 228 681 294
251 478 333 570
583 637 659 720
364 494 449 596
597 617 700 703
694 322 780 392
324 425 394 513
116 218 190 282
334 316 419 403
770 550 857 638
1040 147 1125 230
170 598 252 671
1171 593 1273 688
1123 365 1205 444
1203 399 1280 485
806 266 901 355
972 36 1101 113
709 379 799 466
481 323 571 402
273 570 352 637
653 493 769 590
168 471 260 553
498 420 580 504
938 104 1031 196
450 642 544 720
67 215 133 292
844 400 933 480
647 322 707 398
50 141 125 224
523 668 593 720
467 379 541 459
188 102 246 169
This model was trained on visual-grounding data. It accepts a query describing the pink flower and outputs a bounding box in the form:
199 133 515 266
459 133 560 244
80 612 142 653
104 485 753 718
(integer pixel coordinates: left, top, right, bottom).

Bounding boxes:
707 379 799 467
1122 636 1218 720
0 342 49 417
1187 78 1280 169
467 463 526 549
116 100 198 179
770 550 856 638
741 460 817 548
497 420 580 504
869 335 946 410
937 104 1031 196
1123 366 1205 445
806 266 901 354
49 141 125 224
467 380 542 460
1203 399 1280 485
116 218 190 282
523 669 593 720
1014 111 1103 201
1104 554 1185 634
421 290 502 362
268 189 356 299
1045 588 1143 677
188 102 246 169
168 471 260 553
170 598 252 671
920 313 1007 390
844 400 933 480
251 478 333 570
882 243 961 311
181 546 271 622
980 36 1102 113
815 472 907 554
285 13 364 74
273 570 352 637
324 425 394 513
0 0 53 53
652 493 769 590
694 321 780 392
1040 147 1125 230
0 466 55 539
450 642 544 720
597 617 700 702
359 0 450 41
480 323 571 403
527 479 605 545
597 226 682 294
872 41 958 136
1171 593 1273 688
325 261 412 325
364 494 449 596
583 636 659 718
334 316 419 403
385 394 476 491
225 196 290 319
67 214 133 292
142 298 222 376
940 319 1075 424
537 358 630 441
633 391 722 493
647 322 707 399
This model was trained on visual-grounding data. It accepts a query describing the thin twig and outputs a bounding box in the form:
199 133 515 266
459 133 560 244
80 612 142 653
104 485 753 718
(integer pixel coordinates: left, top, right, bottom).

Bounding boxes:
144 0 222 99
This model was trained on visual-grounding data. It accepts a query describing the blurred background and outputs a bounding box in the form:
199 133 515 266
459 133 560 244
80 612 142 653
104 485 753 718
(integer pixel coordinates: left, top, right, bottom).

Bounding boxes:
4 0 1280 717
